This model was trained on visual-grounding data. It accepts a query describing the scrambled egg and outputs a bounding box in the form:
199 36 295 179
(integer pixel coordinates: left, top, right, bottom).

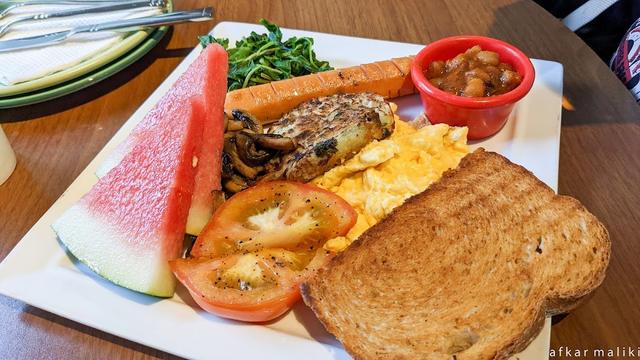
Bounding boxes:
312 112 469 252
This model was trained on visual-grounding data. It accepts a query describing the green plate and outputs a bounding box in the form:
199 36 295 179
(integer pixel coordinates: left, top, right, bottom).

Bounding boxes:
0 26 168 109
0 1 173 109
0 29 154 98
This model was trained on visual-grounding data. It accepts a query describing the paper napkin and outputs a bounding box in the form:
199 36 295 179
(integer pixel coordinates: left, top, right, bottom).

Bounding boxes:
0 4 162 86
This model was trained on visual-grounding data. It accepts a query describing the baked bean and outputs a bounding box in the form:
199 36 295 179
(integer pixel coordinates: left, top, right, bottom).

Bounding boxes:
427 60 445 78
476 51 500 65
465 69 490 82
500 70 521 89
445 54 468 72
464 78 485 97
425 45 523 97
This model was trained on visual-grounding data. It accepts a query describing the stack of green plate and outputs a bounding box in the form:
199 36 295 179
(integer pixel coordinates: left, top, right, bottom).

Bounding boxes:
0 0 173 109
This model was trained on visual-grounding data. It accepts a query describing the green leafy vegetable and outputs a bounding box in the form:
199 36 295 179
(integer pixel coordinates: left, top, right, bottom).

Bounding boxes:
199 19 333 91
199 35 228 49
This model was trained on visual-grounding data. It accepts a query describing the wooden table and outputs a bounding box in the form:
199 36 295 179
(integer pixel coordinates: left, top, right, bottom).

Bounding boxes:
1 0 638 358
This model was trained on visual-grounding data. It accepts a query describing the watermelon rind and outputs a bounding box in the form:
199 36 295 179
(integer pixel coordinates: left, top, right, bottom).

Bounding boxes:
53 204 176 298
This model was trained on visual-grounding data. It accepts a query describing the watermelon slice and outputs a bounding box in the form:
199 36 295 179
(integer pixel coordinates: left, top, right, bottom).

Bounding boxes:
53 96 206 297
96 44 228 236
184 44 227 235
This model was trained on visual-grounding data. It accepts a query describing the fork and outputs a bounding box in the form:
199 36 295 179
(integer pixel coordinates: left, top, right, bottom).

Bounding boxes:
0 7 213 52
0 0 164 37
0 0 134 18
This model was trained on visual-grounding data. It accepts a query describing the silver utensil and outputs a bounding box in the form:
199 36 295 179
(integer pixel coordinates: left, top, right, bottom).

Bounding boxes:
0 0 134 18
0 0 165 37
0 7 212 52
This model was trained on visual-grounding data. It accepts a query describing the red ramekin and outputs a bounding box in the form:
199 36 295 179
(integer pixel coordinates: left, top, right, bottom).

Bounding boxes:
411 36 535 140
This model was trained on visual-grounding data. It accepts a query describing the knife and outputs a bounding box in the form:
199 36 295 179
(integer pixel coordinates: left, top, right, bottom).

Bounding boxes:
0 0 165 37
0 7 213 52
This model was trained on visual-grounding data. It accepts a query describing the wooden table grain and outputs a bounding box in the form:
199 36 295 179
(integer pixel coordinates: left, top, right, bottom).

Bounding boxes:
1 0 638 358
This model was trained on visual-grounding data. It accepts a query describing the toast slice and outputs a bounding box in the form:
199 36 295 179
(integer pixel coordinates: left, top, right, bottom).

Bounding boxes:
301 148 610 360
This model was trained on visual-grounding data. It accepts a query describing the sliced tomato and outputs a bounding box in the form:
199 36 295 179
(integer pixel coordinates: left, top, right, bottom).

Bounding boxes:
191 181 357 258
175 181 355 322
170 250 332 322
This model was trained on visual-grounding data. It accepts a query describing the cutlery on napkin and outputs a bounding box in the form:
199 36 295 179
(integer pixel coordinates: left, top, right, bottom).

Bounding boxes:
0 0 164 37
0 3 163 86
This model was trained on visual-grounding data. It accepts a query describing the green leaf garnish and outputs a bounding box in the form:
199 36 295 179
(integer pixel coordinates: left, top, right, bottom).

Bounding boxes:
199 19 332 91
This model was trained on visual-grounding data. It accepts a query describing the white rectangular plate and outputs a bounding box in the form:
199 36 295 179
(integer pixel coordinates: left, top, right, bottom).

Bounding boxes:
0 22 563 359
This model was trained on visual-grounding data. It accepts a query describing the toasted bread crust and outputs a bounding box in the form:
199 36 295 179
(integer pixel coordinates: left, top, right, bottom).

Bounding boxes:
301 149 610 360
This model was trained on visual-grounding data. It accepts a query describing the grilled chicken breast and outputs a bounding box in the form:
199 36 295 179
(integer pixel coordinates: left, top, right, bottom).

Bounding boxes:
268 93 395 182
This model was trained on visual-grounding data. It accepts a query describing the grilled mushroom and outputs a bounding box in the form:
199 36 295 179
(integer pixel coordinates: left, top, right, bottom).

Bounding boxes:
256 166 287 182
251 133 297 151
221 109 300 194
224 175 250 193
235 131 276 166
232 109 263 134
227 117 245 132
221 151 235 179
224 136 261 179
